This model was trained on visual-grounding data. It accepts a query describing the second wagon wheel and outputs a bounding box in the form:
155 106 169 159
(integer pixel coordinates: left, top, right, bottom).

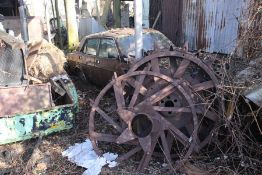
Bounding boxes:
89 71 199 172
128 49 223 151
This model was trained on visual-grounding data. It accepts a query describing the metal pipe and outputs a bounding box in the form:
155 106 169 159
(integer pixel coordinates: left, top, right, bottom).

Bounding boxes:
18 0 29 44
134 0 143 60
51 0 56 18
55 0 63 49
45 0 51 42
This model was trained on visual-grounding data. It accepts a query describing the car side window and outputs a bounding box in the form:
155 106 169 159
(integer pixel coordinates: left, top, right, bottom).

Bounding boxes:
98 38 119 59
81 39 99 56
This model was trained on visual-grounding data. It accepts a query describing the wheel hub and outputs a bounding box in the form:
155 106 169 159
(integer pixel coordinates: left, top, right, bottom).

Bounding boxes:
131 114 153 138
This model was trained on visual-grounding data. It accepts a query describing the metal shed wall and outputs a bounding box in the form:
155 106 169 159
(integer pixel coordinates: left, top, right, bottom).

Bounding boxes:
151 0 251 54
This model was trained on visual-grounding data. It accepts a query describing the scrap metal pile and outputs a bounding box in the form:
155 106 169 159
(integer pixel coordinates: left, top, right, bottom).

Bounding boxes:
0 30 78 145
89 48 223 172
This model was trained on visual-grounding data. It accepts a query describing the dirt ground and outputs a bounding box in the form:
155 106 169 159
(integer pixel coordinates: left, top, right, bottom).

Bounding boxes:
1 64 261 175
0 76 169 175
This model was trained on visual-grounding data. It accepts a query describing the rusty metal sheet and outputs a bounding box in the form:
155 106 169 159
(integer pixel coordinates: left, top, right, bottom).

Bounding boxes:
153 0 251 54
0 31 24 49
0 78 79 145
182 0 249 53
2 16 44 42
0 84 53 116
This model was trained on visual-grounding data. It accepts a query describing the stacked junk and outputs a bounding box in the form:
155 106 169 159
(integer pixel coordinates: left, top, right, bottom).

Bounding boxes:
1 1 260 174
88 46 225 172
0 2 78 145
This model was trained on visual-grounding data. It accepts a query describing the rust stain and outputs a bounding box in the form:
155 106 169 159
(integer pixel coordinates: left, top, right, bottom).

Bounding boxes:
150 0 251 54
197 0 207 50
162 0 184 46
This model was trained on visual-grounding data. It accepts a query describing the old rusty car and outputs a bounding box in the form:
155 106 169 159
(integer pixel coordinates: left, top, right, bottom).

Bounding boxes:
66 28 174 86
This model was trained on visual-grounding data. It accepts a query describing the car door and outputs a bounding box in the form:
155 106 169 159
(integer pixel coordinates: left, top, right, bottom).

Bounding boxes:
78 38 99 81
94 38 124 86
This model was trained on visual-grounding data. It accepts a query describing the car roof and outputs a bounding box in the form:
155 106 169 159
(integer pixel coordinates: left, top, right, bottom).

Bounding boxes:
83 28 164 40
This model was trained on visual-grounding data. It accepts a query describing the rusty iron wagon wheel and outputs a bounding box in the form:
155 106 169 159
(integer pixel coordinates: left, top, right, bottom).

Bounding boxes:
89 70 199 172
128 49 222 151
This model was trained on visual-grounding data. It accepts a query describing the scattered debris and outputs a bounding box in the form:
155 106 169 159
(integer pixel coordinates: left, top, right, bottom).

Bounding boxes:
62 139 118 175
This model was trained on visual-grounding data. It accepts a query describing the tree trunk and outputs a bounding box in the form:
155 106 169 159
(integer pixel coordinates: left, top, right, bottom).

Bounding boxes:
64 0 79 51
113 0 121 28
101 0 113 27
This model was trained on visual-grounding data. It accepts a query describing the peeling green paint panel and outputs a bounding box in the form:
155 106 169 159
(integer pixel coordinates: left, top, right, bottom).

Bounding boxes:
0 81 79 145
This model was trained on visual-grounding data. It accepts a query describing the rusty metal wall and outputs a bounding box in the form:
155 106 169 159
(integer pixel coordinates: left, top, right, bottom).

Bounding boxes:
149 0 162 31
162 0 183 46
151 0 251 54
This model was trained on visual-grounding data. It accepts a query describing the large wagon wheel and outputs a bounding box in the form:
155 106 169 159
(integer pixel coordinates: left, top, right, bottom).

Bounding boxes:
89 71 199 171
128 49 222 151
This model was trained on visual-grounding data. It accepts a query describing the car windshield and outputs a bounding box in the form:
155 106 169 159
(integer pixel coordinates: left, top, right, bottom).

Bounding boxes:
117 32 174 57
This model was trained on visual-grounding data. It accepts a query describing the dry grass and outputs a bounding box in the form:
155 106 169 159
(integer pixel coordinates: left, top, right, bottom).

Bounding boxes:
238 0 262 59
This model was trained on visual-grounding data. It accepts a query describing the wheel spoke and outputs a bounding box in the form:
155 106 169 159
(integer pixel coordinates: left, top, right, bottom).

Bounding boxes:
139 84 175 106
185 123 193 135
151 59 160 81
117 109 134 123
160 132 172 165
194 136 201 152
155 112 189 146
204 109 219 121
151 59 160 73
139 136 152 153
90 132 118 142
116 128 136 144
153 106 191 113
168 124 189 146
113 74 126 109
117 146 142 162
198 133 212 150
126 78 147 96
166 132 174 152
196 106 218 122
137 152 153 172
192 80 215 92
95 106 123 133
129 65 151 107
174 59 190 78
137 133 159 172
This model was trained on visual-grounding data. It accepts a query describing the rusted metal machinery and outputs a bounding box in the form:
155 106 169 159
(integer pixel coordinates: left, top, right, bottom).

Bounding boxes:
89 48 222 171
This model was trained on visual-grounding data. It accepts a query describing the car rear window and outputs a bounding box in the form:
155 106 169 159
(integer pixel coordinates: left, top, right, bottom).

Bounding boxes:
117 32 174 58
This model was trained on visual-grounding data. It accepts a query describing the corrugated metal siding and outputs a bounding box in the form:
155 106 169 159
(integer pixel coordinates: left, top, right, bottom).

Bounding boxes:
152 0 251 54
149 0 162 31
162 0 183 46
182 0 249 53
